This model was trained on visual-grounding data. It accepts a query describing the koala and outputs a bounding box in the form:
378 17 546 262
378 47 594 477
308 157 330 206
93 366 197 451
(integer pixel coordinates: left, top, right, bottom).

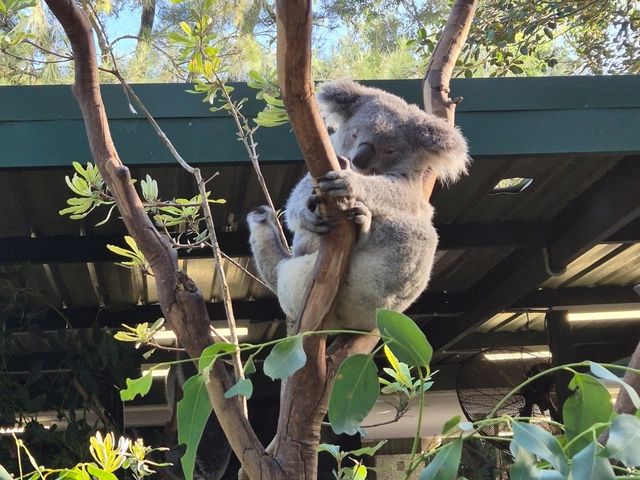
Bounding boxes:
247 79 469 332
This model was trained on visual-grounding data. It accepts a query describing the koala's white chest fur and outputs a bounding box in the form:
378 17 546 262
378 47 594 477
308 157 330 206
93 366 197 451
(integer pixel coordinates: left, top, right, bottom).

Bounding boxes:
276 216 439 331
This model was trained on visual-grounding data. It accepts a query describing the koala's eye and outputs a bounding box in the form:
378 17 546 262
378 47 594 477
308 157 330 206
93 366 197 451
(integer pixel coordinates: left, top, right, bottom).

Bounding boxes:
384 148 395 155
351 132 358 139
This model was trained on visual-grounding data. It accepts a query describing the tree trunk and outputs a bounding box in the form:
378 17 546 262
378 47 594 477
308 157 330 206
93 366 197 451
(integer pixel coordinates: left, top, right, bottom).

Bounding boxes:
45 0 478 478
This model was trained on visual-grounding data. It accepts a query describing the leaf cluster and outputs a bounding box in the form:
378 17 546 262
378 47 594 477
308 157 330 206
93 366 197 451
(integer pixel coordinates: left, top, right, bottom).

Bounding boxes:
60 165 226 255
318 441 386 480
2 431 168 480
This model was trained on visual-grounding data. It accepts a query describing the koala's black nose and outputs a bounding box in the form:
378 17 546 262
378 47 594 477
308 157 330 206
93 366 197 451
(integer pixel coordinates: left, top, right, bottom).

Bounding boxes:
352 143 376 170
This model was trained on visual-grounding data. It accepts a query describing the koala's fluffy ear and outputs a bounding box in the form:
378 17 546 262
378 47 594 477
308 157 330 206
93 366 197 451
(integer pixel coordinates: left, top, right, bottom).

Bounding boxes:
316 79 368 125
417 115 471 185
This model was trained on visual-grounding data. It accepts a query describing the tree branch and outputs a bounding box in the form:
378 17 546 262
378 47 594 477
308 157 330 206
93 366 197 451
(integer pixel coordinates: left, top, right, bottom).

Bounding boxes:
422 0 478 201
424 0 478 125
614 340 640 415
42 1 277 478
271 1 366 478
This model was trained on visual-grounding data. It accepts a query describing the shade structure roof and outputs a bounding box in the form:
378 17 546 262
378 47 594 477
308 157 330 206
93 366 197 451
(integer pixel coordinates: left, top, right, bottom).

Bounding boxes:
2 75 640 372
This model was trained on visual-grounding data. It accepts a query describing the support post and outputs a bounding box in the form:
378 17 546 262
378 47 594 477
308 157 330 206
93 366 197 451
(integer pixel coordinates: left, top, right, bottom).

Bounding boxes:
545 310 576 418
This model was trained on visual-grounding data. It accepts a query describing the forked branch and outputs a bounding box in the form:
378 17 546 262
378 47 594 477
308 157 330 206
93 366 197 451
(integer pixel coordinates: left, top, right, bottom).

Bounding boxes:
43 1 276 478
421 0 478 200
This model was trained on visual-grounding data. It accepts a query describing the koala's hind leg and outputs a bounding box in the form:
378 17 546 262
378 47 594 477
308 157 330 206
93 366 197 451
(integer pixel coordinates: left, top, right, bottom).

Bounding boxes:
246 206 291 291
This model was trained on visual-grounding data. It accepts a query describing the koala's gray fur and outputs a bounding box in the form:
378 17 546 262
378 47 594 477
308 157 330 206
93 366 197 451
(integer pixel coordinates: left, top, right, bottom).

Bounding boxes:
247 79 469 331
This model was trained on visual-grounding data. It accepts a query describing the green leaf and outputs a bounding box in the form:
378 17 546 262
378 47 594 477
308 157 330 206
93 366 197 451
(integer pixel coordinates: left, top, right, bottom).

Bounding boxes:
569 443 615 480
86 464 118 480
352 464 367 480
441 415 462 435
563 373 613 456
377 309 432 368
605 414 640 466
178 374 212 480
120 372 153 401
317 443 341 461
244 357 256 375
512 422 568 474
419 437 462 480
263 335 307 380
179 21 192 35
348 440 387 457
198 342 236 372
0 465 12 480
509 445 564 480
57 468 89 480
329 354 379 435
224 378 253 399
589 362 640 409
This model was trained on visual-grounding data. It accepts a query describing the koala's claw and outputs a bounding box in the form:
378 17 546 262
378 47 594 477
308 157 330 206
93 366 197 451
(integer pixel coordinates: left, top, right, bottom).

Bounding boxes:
337 155 352 170
317 170 355 198
347 201 372 237
301 215 336 234
306 193 322 212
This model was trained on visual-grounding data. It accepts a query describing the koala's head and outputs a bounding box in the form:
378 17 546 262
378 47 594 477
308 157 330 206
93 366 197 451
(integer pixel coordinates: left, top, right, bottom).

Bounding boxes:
317 79 470 183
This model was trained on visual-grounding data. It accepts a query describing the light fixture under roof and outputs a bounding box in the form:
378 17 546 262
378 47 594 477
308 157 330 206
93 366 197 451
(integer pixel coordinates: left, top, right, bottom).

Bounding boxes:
567 310 640 322
154 327 249 342
490 177 533 194
483 350 551 361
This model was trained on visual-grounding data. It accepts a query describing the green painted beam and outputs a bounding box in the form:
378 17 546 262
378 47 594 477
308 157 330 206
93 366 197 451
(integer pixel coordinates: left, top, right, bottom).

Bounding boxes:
1 76 640 169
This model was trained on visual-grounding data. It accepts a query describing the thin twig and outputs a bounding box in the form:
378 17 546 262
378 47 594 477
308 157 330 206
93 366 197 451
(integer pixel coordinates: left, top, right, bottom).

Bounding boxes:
85 16 247 416
212 71 291 256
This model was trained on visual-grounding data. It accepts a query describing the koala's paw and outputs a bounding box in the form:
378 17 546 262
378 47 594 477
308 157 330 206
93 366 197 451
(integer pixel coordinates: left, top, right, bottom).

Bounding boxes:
299 198 336 234
347 201 372 237
246 205 275 229
317 170 356 198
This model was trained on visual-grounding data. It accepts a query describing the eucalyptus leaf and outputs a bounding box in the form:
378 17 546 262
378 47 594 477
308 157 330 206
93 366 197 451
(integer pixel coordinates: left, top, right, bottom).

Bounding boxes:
178 374 212 480
263 335 307 380
376 309 432 368
569 443 615 480
119 372 153 401
328 354 379 435
605 413 640 466
317 443 341 461
441 415 462 435
352 464 367 480
419 437 462 480
86 465 118 480
589 362 640 409
348 440 387 457
509 445 565 480
0 465 12 480
512 422 568 474
198 342 236 372
224 378 253 399
563 373 613 456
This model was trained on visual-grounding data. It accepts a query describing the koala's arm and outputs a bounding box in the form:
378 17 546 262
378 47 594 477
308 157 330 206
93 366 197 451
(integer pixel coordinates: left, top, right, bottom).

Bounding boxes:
318 171 425 215
247 207 291 291
284 173 315 233
285 174 336 236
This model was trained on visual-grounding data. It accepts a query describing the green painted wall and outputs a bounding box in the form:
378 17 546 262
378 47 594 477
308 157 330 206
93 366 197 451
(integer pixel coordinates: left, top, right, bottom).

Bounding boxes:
1 76 640 169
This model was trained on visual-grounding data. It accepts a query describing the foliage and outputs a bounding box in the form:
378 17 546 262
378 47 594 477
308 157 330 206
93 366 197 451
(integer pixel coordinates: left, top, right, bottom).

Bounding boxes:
1 431 168 480
59 162 226 256
0 268 139 471
111 305 640 479
318 441 386 480
1 0 638 86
